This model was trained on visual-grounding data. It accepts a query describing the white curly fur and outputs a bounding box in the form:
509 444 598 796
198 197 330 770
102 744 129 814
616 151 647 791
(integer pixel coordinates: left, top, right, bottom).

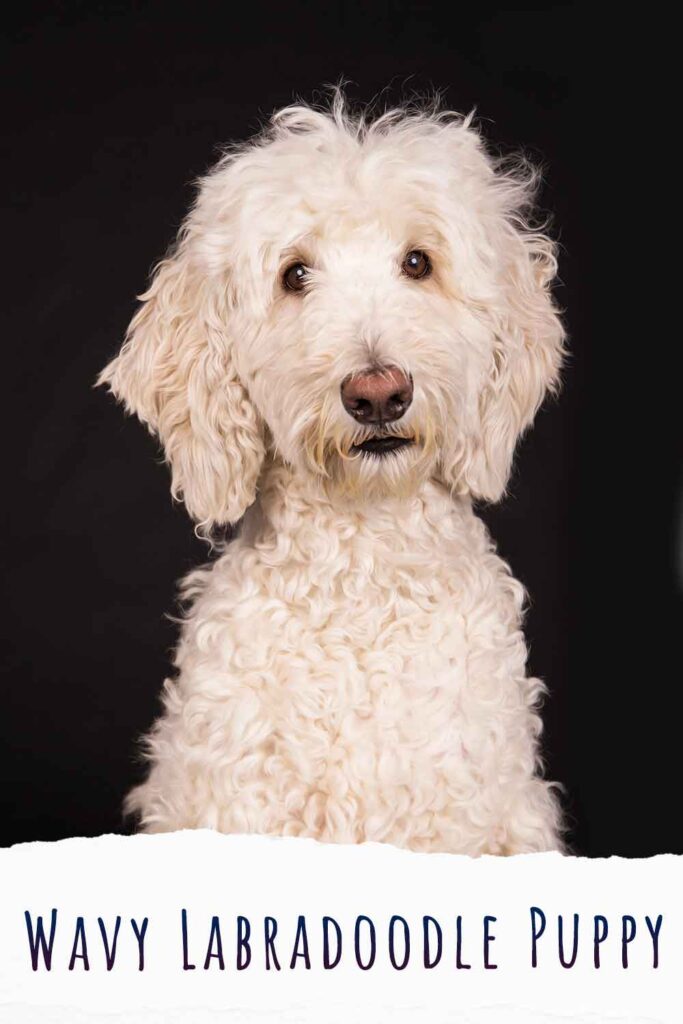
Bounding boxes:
99 91 566 855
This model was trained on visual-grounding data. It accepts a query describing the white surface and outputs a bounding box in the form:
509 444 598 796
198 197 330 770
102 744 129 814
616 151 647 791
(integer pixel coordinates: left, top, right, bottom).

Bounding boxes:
0 832 677 1022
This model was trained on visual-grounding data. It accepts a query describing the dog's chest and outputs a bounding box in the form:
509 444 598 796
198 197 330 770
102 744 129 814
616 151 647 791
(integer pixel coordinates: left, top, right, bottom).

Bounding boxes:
179 491 512 762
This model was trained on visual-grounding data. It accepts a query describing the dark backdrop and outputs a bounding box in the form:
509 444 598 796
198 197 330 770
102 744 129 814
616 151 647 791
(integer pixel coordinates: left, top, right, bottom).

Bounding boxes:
2 1 680 855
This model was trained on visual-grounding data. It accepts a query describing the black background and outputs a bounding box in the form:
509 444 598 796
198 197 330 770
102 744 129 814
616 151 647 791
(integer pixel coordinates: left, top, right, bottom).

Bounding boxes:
2 1 680 855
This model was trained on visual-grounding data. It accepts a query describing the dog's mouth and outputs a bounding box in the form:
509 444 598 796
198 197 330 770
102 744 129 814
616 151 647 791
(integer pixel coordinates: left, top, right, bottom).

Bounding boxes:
351 435 415 457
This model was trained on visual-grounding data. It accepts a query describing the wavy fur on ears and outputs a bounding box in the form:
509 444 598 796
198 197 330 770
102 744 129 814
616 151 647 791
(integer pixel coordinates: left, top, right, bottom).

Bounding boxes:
446 166 565 503
98 236 265 530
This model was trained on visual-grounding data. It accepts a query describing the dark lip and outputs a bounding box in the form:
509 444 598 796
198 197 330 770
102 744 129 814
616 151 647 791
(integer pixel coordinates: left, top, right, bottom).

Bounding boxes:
351 436 414 456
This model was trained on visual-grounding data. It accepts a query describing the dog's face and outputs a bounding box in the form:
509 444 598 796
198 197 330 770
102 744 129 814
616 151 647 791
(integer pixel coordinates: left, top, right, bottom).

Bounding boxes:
223 155 492 501
100 100 564 528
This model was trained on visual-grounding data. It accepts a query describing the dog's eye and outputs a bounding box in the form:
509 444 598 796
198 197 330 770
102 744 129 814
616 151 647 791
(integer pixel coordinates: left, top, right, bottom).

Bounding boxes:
402 250 431 280
283 262 309 293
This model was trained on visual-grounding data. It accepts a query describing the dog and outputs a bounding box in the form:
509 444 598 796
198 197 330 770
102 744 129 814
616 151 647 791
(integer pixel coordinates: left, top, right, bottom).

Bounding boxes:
100 92 566 855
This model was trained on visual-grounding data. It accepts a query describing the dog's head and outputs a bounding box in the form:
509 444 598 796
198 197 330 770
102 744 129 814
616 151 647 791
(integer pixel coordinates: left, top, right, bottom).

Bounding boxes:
100 94 564 530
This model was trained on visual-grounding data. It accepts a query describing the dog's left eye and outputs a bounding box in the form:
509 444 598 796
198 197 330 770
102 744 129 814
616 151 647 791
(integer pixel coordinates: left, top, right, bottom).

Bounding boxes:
402 250 431 280
283 262 309 293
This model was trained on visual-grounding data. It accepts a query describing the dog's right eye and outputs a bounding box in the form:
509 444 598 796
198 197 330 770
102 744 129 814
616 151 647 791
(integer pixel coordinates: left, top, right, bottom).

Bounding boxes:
283 262 309 293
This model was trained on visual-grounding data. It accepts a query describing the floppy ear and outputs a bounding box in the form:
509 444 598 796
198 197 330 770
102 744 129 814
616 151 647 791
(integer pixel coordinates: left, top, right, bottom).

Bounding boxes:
456 225 565 502
98 235 265 529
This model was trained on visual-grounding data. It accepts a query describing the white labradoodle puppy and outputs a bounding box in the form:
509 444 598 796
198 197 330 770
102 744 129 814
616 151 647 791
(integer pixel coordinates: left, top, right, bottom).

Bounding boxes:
100 93 566 855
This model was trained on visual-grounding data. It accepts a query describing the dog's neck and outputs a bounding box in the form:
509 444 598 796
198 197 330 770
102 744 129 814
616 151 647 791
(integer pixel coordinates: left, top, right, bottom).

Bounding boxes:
240 460 477 558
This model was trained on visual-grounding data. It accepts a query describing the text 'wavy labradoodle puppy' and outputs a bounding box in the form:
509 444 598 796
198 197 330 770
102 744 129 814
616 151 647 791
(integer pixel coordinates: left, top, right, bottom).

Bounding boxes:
100 91 566 855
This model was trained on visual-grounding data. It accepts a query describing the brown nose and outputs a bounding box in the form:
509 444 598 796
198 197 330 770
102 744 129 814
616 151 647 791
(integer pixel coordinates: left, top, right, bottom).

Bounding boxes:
341 366 413 424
